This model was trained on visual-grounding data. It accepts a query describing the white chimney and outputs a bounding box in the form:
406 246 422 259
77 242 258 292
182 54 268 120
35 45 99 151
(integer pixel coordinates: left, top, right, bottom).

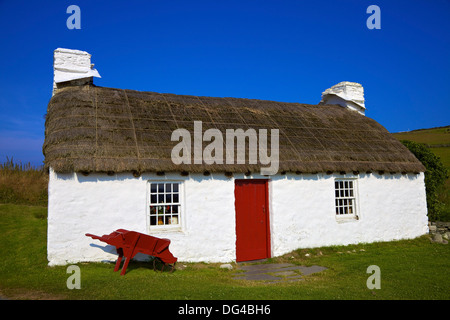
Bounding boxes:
319 81 365 115
53 48 101 95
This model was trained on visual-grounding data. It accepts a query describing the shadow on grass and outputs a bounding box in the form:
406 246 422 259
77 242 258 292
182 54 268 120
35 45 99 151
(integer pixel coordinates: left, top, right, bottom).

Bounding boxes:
104 257 177 276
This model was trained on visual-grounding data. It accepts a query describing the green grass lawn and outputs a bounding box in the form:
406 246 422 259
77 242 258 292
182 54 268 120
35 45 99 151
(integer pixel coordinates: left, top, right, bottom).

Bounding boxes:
0 204 449 300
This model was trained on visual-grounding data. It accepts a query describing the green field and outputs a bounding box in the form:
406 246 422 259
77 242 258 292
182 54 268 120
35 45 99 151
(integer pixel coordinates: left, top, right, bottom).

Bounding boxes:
393 126 450 168
393 126 450 147
0 204 449 300
392 126 450 221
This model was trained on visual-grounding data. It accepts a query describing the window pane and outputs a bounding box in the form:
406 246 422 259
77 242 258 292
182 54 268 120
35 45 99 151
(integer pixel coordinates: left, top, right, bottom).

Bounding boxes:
149 182 181 227
335 179 357 216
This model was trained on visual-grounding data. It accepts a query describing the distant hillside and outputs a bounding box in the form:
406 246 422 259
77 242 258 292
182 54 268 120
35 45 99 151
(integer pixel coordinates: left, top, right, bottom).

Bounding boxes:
392 126 450 168
392 125 450 146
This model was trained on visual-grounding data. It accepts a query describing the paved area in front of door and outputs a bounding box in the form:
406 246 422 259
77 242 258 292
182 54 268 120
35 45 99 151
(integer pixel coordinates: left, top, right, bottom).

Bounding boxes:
233 263 327 283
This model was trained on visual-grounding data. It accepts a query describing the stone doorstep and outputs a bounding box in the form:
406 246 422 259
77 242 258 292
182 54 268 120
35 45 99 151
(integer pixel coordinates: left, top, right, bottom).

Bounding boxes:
275 270 299 276
238 263 292 270
233 268 301 278
239 265 305 274
238 264 327 276
232 263 327 282
298 265 328 276
266 275 305 284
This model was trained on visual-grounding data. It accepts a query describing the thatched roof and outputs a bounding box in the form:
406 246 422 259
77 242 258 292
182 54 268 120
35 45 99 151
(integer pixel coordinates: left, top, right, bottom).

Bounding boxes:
43 85 425 175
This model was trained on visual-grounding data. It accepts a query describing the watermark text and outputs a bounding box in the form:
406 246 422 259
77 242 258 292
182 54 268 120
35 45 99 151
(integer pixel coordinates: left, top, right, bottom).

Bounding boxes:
66 265 81 289
366 5 381 29
366 265 381 289
171 121 279 175
67 5 81 30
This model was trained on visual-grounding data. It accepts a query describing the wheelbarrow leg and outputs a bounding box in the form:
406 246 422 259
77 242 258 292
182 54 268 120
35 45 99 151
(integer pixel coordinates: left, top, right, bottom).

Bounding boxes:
114 248 124 272
119 233 140 276
120 256 131 276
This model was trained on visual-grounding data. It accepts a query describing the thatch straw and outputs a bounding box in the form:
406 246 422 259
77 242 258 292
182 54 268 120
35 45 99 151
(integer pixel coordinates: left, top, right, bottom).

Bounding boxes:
43 85 425 174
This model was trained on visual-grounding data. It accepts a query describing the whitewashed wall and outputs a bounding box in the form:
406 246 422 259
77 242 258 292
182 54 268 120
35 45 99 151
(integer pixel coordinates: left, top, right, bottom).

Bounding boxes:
47 168 428 266
47 168 237 265
269 172 428 256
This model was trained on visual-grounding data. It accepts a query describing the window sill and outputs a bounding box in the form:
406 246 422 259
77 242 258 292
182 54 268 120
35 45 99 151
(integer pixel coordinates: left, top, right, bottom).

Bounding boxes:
149 226 183 234
335 215 359 223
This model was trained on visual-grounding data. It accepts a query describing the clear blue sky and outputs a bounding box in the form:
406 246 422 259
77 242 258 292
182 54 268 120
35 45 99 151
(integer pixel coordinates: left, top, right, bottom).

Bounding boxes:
0 0 449 167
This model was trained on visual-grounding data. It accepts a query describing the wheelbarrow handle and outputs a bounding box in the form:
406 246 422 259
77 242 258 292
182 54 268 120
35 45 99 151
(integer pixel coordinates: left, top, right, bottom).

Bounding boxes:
85 233 102 241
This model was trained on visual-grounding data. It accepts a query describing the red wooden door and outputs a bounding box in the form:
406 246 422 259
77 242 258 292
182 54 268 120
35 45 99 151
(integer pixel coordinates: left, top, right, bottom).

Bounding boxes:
235 179 270 262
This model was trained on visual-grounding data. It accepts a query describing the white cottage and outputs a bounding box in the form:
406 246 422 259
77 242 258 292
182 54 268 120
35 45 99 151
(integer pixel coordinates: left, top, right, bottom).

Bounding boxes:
44 49 428 266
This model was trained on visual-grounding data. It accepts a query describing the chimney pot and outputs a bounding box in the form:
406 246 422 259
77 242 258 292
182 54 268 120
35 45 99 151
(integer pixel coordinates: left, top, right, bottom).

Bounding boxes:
320 81 365 115
53 48 101 95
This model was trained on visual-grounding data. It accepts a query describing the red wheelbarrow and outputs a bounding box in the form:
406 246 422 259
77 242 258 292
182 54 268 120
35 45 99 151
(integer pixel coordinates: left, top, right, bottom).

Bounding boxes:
85 229 177 275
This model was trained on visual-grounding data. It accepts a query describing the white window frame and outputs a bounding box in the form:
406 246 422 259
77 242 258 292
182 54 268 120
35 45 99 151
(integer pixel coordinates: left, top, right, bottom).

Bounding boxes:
334 178 359 221
147 180 183 232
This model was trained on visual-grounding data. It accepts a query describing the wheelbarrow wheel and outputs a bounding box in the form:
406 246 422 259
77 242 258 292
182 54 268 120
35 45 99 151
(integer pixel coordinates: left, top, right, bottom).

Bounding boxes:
153 257 176 273
152 257 161 271
166 262 176 273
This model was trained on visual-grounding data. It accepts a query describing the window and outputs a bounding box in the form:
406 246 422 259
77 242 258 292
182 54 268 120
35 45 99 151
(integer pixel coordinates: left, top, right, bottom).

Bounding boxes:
334 179 358 219
149 182 181 228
